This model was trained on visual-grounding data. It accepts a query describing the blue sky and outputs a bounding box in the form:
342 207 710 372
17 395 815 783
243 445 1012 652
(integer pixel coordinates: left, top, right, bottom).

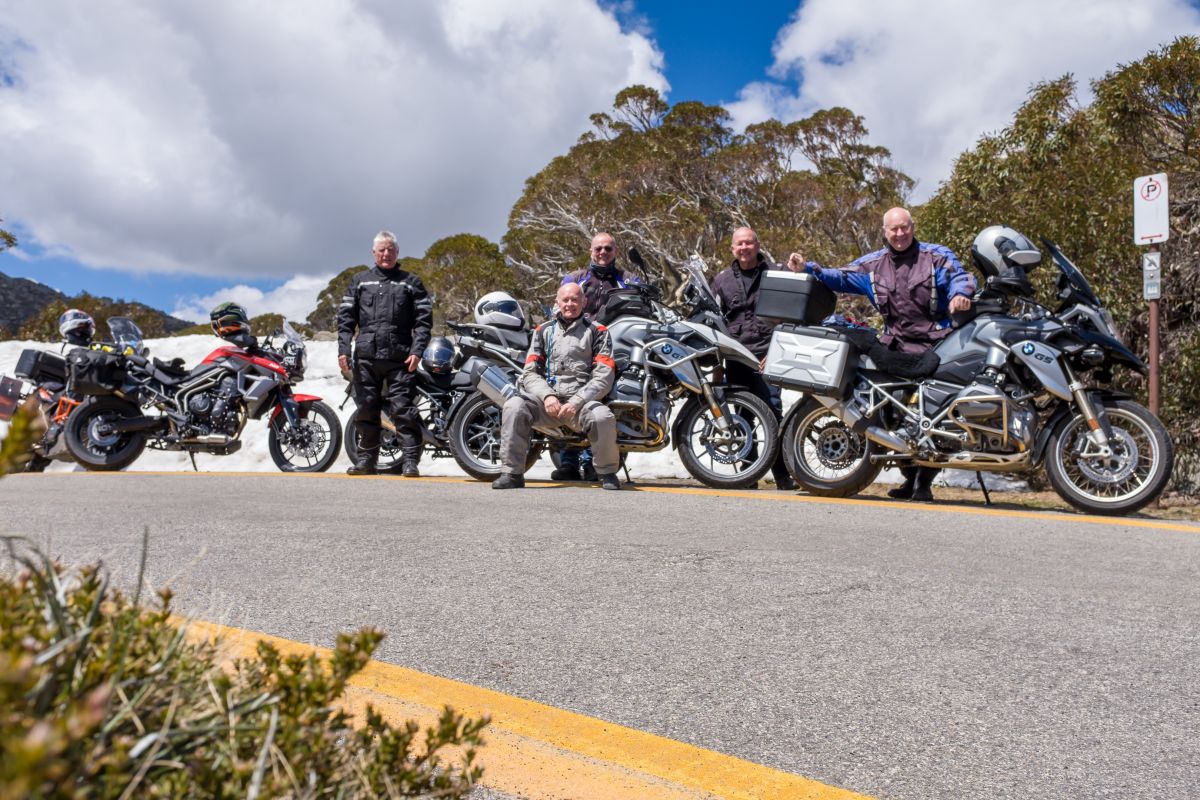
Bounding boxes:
3 0 1198 325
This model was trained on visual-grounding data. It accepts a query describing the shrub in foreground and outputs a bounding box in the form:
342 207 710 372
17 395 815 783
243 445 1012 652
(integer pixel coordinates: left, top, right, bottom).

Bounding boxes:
0 536 487 798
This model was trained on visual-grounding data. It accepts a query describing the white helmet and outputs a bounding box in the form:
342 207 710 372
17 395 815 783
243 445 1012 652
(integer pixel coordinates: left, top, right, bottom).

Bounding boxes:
58 308 95 341
474 291 525 329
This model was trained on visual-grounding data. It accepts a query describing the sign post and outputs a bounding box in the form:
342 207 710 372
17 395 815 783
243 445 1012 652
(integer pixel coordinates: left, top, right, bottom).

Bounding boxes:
1133 173 1168 416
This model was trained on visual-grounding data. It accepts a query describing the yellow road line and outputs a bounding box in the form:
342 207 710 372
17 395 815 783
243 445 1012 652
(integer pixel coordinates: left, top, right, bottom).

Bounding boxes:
26 470 1200 534
185 618 872 800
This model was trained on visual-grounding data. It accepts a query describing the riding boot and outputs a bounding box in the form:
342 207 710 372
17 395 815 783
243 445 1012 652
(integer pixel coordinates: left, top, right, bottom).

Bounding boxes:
911 467 938 502
888 466 917 499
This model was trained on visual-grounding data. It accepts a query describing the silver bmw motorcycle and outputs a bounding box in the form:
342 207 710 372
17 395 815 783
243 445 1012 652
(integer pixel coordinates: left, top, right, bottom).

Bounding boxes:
463 257 780 489
764 236 1173 515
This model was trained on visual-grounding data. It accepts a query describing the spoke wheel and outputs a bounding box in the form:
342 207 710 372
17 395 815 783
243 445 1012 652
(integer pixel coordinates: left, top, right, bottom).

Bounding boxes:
1045 399 1173 515
780 398 881 497
675 390 778 489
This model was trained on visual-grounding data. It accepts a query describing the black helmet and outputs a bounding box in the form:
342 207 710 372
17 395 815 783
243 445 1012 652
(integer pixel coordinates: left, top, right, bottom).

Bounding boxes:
210 302 251 341
58 308 95 342
422 336 455 374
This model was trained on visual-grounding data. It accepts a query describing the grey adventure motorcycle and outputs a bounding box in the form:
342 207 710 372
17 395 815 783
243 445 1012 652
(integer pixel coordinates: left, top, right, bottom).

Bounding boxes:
460 255 781 489
764 232 1173 515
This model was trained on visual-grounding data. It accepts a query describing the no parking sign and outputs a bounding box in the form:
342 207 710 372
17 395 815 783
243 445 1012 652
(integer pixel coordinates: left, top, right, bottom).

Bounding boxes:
1134 173 1169 244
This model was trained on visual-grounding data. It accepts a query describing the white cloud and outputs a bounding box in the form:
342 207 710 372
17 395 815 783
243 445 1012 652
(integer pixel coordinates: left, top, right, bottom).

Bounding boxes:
0 1 665 280
171 274 335 324
728 0 1200 201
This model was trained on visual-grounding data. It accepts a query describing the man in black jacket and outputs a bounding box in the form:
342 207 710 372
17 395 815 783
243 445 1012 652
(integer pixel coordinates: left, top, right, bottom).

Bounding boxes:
337 231 433 476
710 227 802 490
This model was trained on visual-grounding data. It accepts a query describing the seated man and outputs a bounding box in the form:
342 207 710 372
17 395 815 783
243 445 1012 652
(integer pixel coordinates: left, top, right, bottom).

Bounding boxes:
493 282 622 490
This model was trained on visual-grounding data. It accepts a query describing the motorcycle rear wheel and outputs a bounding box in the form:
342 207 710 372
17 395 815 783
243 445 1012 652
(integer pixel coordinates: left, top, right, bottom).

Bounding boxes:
268 400 342 473
448 391 539 481
64 396 147 471
781 398 881 497
675 389 778 489
1044 398 1173 516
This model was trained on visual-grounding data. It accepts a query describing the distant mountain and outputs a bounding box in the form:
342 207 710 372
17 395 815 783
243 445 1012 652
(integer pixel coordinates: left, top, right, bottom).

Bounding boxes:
0 271 64 334
0 271 194 340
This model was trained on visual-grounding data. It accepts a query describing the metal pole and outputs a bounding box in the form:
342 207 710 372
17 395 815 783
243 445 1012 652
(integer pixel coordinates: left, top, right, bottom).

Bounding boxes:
1149 297 1160 416
1148 244 1160 417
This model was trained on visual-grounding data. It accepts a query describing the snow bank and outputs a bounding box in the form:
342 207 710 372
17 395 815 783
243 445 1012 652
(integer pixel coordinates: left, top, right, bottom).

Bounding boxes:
2 336 1018 489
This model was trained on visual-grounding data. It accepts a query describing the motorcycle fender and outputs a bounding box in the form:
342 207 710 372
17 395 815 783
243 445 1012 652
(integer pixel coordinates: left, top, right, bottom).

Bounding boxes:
269 394 318 421
670 396 704 450
1030 390 1131 465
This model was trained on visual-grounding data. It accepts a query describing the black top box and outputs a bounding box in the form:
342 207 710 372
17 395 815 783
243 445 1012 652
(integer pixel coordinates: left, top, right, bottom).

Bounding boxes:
14 349 68 384
755 271 836 326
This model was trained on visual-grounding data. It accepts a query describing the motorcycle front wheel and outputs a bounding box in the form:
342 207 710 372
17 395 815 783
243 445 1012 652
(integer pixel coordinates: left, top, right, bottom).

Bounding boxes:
343 417 406 472
675 389 778 489
781 398 881 497
448 391 539 481
1044 398 1174 516
64 396 147 471
268 400 342 473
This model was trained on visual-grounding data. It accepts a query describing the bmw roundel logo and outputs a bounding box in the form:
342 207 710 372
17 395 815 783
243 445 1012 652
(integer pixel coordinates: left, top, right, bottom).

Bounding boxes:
661 344 674 355
1021 343 1036 355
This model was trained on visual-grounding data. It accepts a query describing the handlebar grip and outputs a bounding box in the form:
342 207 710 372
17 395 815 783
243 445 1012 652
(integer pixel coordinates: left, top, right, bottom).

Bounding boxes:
127 354 148 367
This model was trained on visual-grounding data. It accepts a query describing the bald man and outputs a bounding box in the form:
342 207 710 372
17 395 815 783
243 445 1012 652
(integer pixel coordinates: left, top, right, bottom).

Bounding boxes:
492 282 621 490
789 207 976 502
710 226 803 491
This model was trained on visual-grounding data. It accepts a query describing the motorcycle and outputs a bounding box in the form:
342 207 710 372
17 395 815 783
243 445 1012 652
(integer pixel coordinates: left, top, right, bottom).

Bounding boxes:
0 346 82 471
64 317 342 472
765 238 1173 515
342 317 541 478
459 256 781 489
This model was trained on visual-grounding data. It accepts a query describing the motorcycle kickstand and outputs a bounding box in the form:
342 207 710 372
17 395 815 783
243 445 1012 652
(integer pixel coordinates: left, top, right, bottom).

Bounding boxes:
621 462 633 486
976 471 992 506
188 452 198 473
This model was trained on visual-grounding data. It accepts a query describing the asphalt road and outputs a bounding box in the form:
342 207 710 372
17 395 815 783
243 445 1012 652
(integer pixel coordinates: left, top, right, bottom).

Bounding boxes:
2 471 1197 799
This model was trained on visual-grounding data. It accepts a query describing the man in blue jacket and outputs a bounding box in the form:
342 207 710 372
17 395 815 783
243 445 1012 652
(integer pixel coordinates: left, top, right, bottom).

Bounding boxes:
789 207 975 501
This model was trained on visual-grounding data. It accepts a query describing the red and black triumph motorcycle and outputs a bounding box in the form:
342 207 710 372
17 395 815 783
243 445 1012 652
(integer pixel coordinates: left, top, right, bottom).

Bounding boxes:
64 317 341 472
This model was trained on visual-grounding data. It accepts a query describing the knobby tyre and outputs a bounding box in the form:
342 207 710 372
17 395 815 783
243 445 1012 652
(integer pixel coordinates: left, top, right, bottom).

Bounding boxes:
64 396 147 471
780 398 881 497
675 389 779 489
268 400 342 473
1044 398 1173 516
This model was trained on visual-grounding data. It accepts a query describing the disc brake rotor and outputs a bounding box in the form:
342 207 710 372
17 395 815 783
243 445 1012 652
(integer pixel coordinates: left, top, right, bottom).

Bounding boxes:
700 415 753 465
1072 427 1138 484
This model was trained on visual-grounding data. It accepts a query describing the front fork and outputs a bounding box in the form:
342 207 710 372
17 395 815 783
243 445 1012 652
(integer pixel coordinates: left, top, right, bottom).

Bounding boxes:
1063 361 1113 456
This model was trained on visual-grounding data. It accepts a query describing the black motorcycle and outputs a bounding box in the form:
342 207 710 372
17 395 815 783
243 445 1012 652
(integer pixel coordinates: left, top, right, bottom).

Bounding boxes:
2 345 90 471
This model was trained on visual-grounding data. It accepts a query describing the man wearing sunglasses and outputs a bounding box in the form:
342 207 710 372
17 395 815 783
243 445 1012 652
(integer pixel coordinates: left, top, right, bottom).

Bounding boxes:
553 232 639 482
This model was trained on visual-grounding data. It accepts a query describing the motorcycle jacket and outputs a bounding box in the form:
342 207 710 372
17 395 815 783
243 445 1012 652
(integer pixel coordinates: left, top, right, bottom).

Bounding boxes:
711 254 788 358
337 264 433 361
519 313 615 409
563 263 640 319
804 240 975 354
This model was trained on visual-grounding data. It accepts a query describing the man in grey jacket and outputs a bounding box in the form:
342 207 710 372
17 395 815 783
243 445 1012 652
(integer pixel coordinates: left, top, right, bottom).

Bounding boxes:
492 282 621 490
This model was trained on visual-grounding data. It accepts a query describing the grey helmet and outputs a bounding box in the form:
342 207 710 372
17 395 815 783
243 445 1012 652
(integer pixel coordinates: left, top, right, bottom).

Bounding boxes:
58 308 95 342
474 291 525 330
971 226 1042 275
421 336 455 374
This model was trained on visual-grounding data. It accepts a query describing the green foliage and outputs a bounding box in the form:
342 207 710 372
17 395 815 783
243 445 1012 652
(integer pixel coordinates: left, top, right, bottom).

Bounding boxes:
0 537 487 798
0 401 45 477
504 85 912 305
919 36 1200 451
0 218 15 253
306 266 364 332
18 295 186 342
418 234 517 330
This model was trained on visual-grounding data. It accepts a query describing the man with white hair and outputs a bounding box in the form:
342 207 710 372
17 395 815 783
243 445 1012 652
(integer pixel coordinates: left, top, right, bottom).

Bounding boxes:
790 207 976 501
337 231 433 476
